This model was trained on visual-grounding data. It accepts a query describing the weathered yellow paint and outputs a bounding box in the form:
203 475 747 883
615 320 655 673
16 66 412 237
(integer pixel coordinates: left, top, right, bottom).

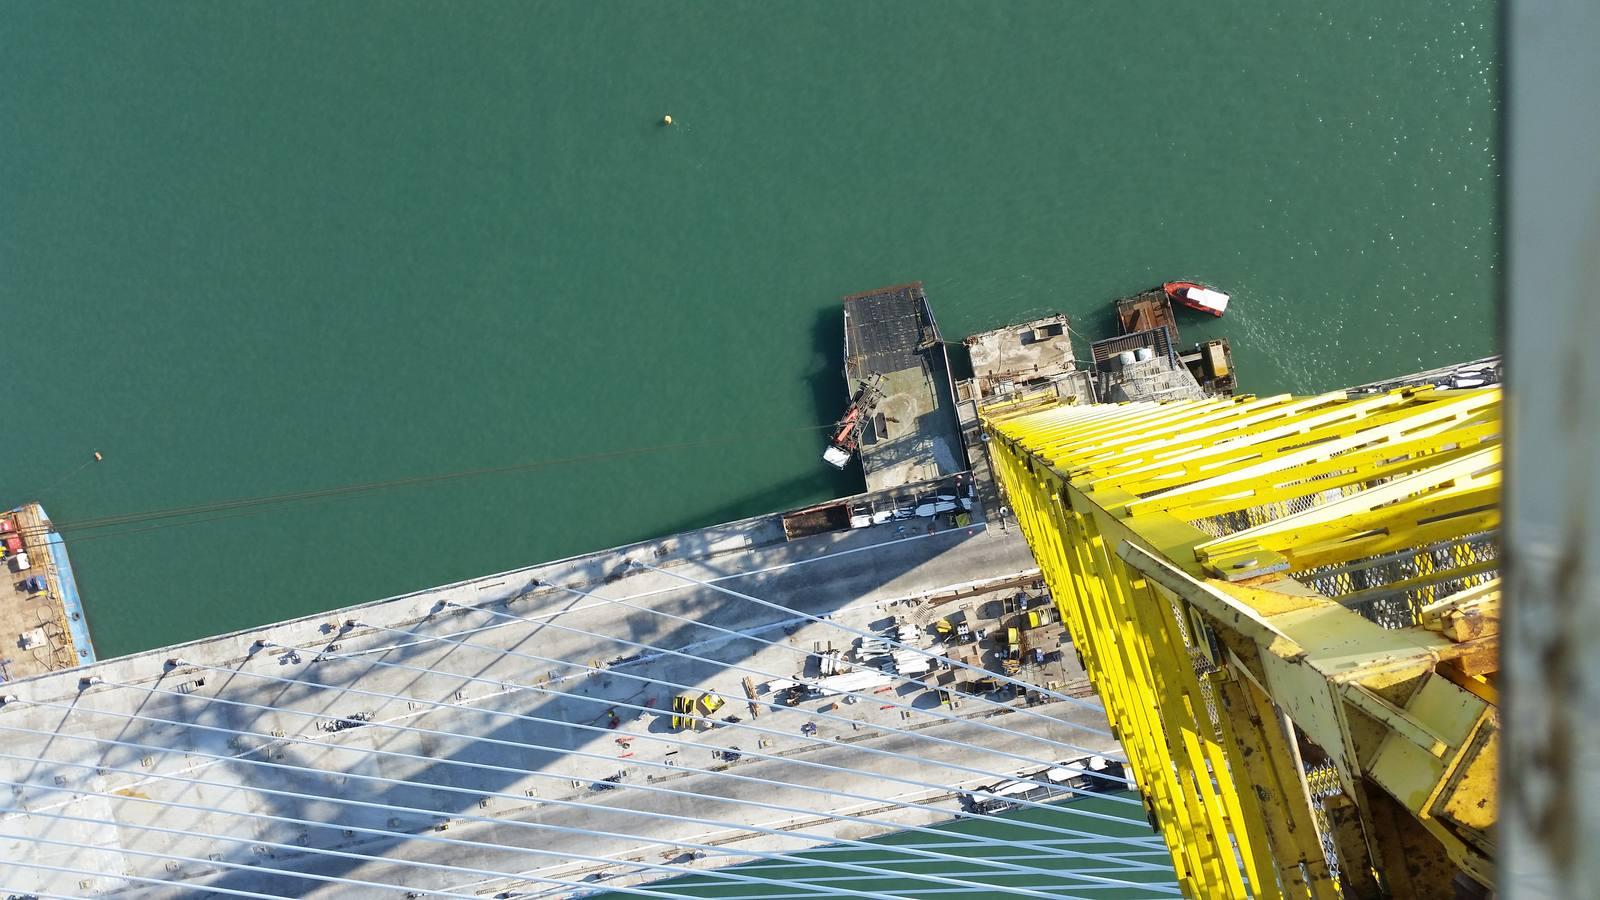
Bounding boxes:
1418 578 1501 642
981 384 1500 898
1437 721 1497 832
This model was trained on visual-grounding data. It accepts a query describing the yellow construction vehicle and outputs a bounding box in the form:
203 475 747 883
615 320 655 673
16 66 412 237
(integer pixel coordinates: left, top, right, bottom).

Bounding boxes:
1002 627 1023 674
670 692 726 731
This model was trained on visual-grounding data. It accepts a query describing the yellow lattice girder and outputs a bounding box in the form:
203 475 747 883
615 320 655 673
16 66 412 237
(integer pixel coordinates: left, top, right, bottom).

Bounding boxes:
1087 388 1496 494
1053 396 1302 472
1118 402 1500 518
1032 397 1297 478
1016 400 1219 463
1021 385 1463 485
980 384 1500 899
1070 392 1367 481
990 443 1284 898
1195 446 1500 577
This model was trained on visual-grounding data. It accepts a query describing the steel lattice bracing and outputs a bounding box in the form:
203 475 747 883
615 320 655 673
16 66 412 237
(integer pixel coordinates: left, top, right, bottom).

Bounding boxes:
981 384 1500 899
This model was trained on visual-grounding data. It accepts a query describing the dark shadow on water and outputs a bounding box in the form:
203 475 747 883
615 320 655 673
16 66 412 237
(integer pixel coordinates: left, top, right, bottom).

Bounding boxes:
621 307 862 545
652 471 847 545
801 306 867 497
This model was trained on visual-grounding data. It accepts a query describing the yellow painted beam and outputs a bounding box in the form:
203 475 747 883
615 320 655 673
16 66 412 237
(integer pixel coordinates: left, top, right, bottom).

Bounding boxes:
980 384 1500 898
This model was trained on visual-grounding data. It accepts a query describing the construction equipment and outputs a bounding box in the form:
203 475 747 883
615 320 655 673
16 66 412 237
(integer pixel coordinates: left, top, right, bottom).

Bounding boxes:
741 676 761 718
968 675 1001 695
816 670 895 695
1001 627 1023 676
981 380 1501 899
669 695 692 730
821 374 885 469
779 684 821 706
1025 608 1057 629
935 616 974 645
670 692 726 732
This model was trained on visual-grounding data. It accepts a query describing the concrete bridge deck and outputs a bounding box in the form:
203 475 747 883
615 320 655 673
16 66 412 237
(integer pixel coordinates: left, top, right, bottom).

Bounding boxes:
0 499 1138 898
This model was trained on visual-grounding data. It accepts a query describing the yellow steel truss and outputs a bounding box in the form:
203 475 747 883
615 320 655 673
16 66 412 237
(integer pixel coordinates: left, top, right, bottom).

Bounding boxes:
981 385 1500 899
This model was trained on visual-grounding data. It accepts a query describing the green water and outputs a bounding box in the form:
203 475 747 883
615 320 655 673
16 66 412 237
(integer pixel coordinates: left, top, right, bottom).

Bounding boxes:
2 2 1495 661
592 794 1168 899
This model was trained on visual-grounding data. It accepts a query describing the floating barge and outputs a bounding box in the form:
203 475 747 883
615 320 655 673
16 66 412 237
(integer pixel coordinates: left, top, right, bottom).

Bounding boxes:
943 286 1242 516
1 502 95 681
829 282 1237 495
836 283 966 493
961 313 1093 403
1106 286 1236 397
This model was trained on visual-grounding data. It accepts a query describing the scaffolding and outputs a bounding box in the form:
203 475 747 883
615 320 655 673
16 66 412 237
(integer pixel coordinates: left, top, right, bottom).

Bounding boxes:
981 382 1500 899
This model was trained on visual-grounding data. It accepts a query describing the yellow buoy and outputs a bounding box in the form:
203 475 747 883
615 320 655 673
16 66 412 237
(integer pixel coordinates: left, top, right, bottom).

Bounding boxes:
662 115 673 126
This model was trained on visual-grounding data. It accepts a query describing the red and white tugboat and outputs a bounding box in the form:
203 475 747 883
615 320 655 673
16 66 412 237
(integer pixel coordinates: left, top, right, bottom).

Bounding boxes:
1163 281 1231 317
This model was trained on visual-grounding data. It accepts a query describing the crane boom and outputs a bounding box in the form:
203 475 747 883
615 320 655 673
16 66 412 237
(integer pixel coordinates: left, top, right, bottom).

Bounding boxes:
981 380 1500 899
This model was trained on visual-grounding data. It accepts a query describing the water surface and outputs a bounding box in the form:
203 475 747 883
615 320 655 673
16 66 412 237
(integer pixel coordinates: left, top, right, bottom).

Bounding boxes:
1 1 1495 657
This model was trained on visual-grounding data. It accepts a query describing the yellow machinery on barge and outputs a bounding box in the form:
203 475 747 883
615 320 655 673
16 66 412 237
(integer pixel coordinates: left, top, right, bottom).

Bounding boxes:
980 379 1500 899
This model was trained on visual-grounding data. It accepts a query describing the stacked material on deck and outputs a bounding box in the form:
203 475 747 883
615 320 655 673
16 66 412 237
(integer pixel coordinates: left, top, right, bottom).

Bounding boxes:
892 650 933 676
854 638 892 659
817 650 846 676
814 671 894 696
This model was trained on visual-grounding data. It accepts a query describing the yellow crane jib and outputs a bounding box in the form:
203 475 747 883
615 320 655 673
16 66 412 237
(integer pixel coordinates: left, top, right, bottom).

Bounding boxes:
979 383 1500 899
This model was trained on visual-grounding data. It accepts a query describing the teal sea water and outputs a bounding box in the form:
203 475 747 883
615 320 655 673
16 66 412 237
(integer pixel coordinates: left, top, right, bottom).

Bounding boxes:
1 3 1497 895
592 793 1168 899
2 2 1495 661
